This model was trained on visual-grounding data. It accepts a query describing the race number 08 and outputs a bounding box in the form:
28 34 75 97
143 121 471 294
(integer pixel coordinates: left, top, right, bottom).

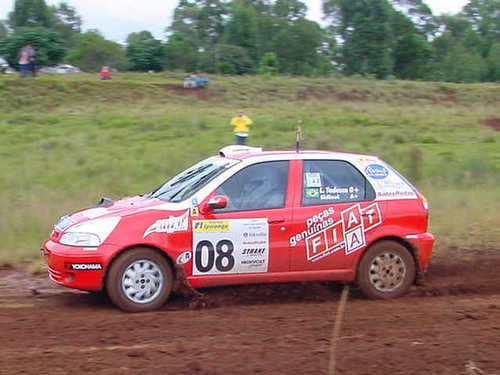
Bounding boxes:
195 239 235 273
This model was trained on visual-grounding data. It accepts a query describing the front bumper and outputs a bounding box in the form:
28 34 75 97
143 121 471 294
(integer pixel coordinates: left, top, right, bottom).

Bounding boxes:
42 240 109 291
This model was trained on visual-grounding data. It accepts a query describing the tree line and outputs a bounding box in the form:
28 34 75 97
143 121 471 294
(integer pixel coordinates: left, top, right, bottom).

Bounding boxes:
0 0 498 82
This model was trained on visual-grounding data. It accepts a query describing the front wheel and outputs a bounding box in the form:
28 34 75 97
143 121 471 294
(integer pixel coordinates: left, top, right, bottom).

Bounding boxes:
106 248 173 312
357 241 415 299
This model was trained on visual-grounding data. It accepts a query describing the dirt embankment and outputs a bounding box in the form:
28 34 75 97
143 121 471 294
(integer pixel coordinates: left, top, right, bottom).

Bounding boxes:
480 118 500 131
1 250 500 375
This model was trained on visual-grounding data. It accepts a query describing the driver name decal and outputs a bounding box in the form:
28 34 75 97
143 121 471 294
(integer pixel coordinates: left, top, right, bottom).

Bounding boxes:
143 210 189 238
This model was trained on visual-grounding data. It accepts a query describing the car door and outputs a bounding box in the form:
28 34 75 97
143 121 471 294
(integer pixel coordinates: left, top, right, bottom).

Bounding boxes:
191 160 293 277
289 159 379 272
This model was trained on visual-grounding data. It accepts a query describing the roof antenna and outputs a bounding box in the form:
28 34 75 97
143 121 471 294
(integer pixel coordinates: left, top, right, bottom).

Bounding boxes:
296 123 302 153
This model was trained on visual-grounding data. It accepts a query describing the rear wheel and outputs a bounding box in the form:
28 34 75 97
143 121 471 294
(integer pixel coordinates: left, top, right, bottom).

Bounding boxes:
357 241 415 299
106 248 173 312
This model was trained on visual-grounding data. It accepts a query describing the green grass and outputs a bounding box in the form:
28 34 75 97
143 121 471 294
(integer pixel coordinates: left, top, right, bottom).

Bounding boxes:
0 73 499 265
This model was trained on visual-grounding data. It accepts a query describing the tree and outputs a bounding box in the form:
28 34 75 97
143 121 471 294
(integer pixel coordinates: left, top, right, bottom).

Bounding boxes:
254 11 279 60
393 32 431 79
389 0 437 36
486 42 500 81
430 14 493 82
126 31 164 71
126 31 155 45
240 0 272 13
213 43 254 74
225 3 259 61
8 0 53 29
0 27 65 66
0 21 7 39
164 32 200 71
166 0 228 72
390 9 432 79
197 0 227 46
463 0 500 55
50 2 82 47
324 0 394 78
275 18 323 75
168 0 227 48
440 43 487 83
66 31 127 71
273 0 307 22
431 15 472 62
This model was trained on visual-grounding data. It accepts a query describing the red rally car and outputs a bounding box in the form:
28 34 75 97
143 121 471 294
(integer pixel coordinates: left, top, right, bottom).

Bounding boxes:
42 145 434 312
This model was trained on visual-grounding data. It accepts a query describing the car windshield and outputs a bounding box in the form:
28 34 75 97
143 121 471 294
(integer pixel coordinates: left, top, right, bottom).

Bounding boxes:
148 157 240 202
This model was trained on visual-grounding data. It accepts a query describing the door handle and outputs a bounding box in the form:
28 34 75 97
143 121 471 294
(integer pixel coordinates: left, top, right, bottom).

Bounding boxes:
269 217 285 224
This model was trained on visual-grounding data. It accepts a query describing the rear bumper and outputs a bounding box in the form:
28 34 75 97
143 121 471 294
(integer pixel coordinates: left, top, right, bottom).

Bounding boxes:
42 240 109 291
405 232 435 271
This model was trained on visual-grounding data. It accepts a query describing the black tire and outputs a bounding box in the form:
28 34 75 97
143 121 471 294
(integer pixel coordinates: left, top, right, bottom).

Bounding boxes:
357 241 415 299
106 247 173 312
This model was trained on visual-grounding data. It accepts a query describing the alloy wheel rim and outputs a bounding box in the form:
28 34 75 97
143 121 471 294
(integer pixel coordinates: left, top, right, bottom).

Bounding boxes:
368 252 406 292
121 259 164 304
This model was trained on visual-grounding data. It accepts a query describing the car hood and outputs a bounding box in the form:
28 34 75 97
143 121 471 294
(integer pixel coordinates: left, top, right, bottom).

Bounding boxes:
59 196 186 230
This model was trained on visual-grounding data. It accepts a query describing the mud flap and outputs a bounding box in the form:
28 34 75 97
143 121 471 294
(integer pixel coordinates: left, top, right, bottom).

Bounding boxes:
414 250 426 286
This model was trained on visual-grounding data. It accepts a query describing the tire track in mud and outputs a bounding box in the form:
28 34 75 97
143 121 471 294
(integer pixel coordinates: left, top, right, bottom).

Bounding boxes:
2 253 500 310
2 252 500 375
410 255 500 298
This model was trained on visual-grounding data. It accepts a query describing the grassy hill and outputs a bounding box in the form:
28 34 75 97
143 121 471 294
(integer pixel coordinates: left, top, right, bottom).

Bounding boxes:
0 72 499 266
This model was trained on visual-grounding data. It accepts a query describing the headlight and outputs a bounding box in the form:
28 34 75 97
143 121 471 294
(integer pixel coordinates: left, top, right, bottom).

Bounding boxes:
60 232 101 247
60 217 121 247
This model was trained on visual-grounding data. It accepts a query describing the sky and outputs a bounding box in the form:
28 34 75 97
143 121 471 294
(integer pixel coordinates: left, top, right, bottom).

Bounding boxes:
0 0 470 42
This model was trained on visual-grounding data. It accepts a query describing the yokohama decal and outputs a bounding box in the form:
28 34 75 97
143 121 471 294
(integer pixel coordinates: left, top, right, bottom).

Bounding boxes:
305 203 382 262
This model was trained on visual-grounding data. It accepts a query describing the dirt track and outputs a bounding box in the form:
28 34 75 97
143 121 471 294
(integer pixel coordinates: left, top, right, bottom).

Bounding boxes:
1 249 500 375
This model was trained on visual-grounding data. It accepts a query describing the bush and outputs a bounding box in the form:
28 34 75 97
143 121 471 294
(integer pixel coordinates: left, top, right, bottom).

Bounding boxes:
127 38 164 71
0 27 65 67
258 52 279 76
214 44 255 75
66 30 127 71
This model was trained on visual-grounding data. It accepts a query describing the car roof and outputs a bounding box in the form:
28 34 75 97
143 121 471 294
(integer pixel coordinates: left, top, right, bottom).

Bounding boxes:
218 145 378 163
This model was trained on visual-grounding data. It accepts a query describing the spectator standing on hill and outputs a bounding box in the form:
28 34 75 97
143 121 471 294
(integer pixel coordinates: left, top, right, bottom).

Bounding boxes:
100 66 112 80
230 111 253 145
18 46 30 78
26 45 36 77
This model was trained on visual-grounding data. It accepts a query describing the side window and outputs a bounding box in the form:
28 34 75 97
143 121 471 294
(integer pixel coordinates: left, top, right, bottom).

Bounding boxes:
215 161 289 212
302 160 375 205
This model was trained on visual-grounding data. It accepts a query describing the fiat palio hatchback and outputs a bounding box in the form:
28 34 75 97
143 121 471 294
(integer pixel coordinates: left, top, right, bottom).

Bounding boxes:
42 145 434 312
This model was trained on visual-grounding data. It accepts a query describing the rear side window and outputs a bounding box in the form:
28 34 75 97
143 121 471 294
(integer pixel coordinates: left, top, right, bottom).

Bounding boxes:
302 160 375 205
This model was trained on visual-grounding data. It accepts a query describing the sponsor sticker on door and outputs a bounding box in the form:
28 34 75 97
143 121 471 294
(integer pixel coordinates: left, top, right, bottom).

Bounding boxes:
290 203 382 262
192 219 269 275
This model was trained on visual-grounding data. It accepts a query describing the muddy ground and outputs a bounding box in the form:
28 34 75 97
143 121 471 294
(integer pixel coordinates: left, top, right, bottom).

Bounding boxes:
1 248 500 375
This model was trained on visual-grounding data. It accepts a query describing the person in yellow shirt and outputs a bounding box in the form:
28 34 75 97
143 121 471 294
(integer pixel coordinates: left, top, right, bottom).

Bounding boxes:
230 111 253 145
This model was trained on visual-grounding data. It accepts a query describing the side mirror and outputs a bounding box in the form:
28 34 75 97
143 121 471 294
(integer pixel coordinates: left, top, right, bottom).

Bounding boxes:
208 195 228 210
201 195 228 214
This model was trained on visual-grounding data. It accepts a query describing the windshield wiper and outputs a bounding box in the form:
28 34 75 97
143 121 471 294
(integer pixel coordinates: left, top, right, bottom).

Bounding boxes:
169 165 211 187
170 168 222 202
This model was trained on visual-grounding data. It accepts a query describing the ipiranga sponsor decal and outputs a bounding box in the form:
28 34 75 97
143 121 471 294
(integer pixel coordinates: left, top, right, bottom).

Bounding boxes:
193 220 230 232
290 203 382 262
192 219 269 275
143 210 189 238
